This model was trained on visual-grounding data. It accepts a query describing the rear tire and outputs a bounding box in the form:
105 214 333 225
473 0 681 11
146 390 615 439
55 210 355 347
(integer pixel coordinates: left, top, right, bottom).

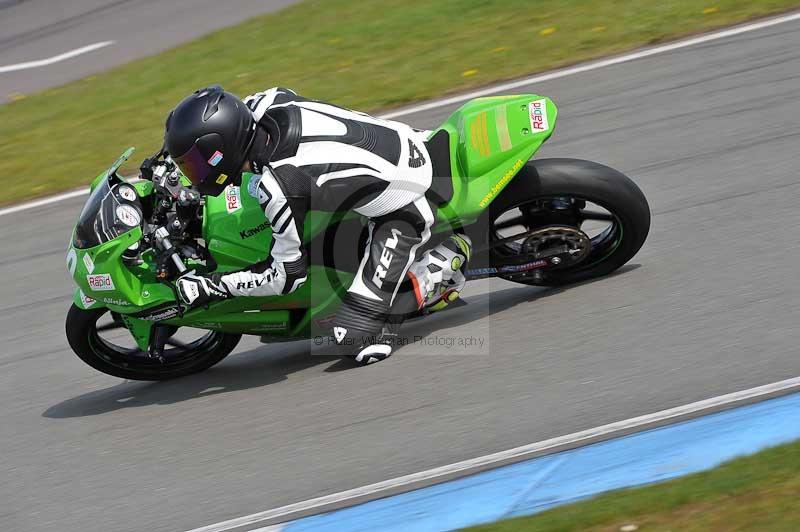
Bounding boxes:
66 304 241 380
488 158 650 286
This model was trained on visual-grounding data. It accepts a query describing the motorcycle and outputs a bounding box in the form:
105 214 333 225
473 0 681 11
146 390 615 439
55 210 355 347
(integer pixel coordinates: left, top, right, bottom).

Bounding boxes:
65 94 650 380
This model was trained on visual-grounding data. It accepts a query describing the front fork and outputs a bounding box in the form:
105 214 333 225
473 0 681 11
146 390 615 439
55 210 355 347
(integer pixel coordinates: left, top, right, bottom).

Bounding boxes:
119 226 190 359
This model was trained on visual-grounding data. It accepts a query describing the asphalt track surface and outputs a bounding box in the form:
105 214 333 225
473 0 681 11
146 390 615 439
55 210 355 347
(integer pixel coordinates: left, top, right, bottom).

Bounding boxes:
2 16 800 532
0 0 297 101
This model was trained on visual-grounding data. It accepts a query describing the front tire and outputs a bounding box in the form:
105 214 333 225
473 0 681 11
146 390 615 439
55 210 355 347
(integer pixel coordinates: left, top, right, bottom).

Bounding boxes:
66 305 241 380
488 158 650 286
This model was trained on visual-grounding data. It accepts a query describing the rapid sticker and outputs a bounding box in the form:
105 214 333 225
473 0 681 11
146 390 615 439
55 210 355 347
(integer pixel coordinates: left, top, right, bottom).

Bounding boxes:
86 273 115 291
528 99 549 133
226 185 242 213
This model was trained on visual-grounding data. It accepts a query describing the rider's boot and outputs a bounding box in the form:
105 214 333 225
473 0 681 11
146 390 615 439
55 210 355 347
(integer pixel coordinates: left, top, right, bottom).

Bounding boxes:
333 323 397 366
407 234 472 313
333 234 472 366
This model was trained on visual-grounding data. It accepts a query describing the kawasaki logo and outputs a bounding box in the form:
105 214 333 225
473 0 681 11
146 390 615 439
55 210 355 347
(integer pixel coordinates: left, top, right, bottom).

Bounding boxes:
240 220 270 239
139 306 180 321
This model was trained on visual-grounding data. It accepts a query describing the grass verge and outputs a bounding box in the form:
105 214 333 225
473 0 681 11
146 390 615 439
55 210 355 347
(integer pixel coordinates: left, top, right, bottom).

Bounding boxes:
467 439 800 532
2 0 800 205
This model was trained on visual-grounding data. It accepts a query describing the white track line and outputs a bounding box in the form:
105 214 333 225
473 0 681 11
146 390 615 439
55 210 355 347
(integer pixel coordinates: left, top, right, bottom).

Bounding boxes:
5 10 800 216
0 41 115 74
0 188 89 217
186 376 800 532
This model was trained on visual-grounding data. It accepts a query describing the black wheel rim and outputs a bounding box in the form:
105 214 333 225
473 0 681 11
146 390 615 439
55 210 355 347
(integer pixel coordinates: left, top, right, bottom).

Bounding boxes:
86 309 227 372
490 195 624 277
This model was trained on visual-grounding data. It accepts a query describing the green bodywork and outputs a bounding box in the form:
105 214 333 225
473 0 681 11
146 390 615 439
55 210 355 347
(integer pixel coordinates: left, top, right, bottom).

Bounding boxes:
67 95 557 347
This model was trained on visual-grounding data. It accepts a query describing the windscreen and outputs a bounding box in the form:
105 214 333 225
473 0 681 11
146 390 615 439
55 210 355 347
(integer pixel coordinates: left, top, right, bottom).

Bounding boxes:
72 179 142 249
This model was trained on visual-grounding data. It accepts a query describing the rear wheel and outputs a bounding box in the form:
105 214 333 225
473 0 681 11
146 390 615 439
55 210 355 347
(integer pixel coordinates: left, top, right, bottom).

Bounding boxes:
66 304 241 380
487 158 650 286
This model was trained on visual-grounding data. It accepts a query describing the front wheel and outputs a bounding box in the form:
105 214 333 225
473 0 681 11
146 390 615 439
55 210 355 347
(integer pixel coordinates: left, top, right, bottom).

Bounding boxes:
66 305 241 380
487 158 650 286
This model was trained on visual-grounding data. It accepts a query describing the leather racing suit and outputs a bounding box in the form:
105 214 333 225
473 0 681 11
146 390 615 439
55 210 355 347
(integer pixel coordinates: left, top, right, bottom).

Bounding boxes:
186 88 470 362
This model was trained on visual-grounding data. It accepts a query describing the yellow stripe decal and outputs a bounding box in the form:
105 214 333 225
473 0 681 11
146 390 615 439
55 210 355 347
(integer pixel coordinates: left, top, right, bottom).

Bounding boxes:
480 112 491 156
470 113 492 157
470 120 480 155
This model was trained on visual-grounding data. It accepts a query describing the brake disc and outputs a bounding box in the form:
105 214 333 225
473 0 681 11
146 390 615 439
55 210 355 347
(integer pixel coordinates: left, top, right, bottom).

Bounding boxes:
521 225 591 268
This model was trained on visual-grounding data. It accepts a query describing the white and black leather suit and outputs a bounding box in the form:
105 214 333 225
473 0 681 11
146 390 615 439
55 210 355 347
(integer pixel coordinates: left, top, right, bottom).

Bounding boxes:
213 87 437 342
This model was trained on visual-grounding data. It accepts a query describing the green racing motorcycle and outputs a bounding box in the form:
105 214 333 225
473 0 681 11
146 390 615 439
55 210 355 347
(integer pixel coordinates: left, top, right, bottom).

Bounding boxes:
65 94 650 380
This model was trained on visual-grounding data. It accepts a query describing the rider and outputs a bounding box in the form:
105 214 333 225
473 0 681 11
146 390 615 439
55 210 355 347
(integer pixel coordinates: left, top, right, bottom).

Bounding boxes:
165 86 471 365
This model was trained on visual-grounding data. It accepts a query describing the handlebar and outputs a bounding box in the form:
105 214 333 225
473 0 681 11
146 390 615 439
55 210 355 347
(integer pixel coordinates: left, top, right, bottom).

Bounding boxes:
141 151 207 281
154 226 188 275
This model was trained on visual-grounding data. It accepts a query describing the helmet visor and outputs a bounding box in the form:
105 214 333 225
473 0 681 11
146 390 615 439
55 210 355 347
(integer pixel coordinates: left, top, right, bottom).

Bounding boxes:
173 144 231 193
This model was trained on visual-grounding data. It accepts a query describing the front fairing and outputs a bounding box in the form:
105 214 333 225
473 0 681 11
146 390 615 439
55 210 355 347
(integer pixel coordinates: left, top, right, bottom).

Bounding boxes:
66 157 352 340
67 148 176 314
67 225 176 311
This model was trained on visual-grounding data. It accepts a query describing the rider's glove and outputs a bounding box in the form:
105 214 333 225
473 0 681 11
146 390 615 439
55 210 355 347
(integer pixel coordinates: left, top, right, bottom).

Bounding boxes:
175 272 230 308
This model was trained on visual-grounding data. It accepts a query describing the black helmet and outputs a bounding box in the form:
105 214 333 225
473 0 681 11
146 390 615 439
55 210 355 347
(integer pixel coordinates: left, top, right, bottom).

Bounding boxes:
164 86 256 196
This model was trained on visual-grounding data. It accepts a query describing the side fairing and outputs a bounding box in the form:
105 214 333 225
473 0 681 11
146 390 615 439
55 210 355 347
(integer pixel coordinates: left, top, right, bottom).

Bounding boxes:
198 173 359 336
203 173 361 271
202 175 272 271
